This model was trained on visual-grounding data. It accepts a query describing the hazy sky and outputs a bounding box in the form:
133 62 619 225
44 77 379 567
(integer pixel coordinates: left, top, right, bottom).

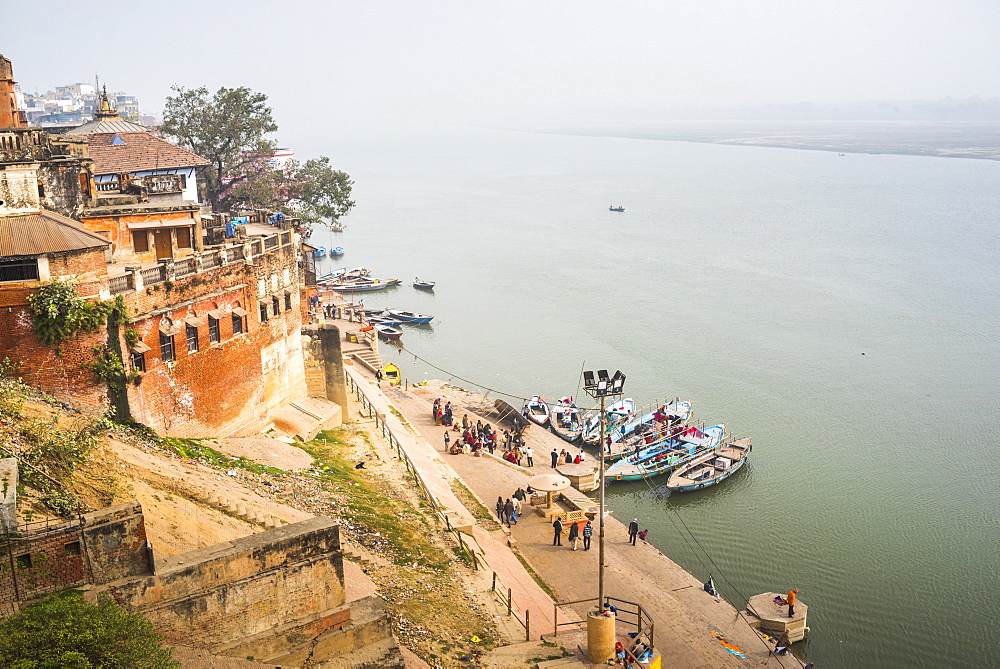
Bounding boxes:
3 0 1000 141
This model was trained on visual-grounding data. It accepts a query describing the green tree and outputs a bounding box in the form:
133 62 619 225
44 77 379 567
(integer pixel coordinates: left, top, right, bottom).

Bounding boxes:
0 590 176 668
161 85 278 211
289 156 356 229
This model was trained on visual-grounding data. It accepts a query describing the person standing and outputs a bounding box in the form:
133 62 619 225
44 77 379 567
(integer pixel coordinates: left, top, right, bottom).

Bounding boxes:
374 369 383 385
524 446 534 467
568 521 580 550
443 431 450 450
496 497 504 522
583 520 593 550
628 519 639 545
552 517 563 546
551 449 559 468
503 499 514 527
787 588 798 618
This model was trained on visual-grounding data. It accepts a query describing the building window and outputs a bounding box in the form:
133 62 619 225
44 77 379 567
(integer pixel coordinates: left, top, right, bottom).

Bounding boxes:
176 227 192 249
15 554 32 569
284 293 292 311
208 316 220 343
0 259 39 282
160 332 175 362
37 183 45 198
186 324 199 353
179 174 187 189
133 231 149 253
65 541 82 556
271 296 280 317
233 312 245 335
259 302 269 323
130 350 145 372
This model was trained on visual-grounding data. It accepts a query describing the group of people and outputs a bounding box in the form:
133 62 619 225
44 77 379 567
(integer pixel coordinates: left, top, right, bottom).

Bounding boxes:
551 516 594 551
432 398 454 426
496 489 530 527
549 448 586 468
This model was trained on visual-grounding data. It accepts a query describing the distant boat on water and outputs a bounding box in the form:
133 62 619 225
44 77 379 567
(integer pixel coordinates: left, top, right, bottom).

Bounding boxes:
609 205 625 212
413 278 435 290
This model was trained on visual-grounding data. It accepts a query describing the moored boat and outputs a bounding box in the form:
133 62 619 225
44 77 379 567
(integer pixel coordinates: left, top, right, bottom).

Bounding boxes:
374 324 403 340
609 205 625 212
383 363 401 386
385 309 433 324
330 279 401 293
550 396 588 443
330 246 345 257
665 437 752 491
312 246 327 257
522 395 551 428
605 424 726 482
413 277 435 290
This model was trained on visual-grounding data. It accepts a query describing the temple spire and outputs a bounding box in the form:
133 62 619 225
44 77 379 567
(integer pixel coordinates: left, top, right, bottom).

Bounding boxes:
94 85 120 120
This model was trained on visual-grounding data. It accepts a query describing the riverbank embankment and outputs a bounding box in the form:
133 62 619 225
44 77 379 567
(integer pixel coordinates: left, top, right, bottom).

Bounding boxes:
347 367 800 667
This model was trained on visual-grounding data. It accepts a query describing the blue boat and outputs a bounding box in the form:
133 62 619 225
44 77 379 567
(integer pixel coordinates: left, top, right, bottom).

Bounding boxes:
605 425 725 482
330 246 345 257
312 246 327 258
385 309 433 324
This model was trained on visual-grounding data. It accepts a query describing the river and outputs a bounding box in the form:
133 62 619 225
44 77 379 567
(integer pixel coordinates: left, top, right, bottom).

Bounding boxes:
308 127 1000 667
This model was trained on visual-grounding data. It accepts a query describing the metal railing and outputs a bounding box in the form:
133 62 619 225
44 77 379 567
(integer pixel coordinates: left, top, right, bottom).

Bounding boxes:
554 595 654 657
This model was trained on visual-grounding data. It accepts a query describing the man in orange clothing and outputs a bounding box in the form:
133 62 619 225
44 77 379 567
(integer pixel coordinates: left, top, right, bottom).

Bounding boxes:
787 588 798 617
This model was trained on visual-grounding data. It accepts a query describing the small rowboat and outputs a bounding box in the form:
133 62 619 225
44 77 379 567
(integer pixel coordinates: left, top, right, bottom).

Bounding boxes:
312 246 327 257
609 206 625 212
374 324 403 340
550 396 587 443
665 438 752 492
385 309 433 324
368 317 400 327
330 279 401 293
383 363 401 386
522 395 551 428
606 425 726 482
413 278 435 290
330 246 345 256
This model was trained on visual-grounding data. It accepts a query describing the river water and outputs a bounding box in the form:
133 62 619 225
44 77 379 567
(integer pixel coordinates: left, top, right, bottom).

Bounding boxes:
309 127 1000 667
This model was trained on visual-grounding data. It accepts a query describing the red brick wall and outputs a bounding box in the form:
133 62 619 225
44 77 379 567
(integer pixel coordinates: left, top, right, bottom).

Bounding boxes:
0 527 89 605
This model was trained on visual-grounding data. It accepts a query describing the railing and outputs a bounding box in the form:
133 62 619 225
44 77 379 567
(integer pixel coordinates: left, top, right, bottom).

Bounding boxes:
140 265 166 286
553 595 654 660
174 257 195 277
344 372 536 640
228 245 245 261
280 231 292 246
108 274 133 295
264 236 279 250
201 252 221 269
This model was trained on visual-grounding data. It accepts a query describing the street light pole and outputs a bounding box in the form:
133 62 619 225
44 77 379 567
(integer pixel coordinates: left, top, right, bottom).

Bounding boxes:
597 392 607 609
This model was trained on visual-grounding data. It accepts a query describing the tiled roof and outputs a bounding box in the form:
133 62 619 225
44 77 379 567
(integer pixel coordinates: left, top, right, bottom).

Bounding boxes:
87 132 211 175
0 210 110 257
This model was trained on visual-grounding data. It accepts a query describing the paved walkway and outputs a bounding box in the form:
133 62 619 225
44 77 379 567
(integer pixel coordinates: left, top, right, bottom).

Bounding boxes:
375 379 802 669
345 369 558 640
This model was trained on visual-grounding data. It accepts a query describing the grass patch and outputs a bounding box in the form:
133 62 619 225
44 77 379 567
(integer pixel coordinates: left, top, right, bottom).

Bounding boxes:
159 437 286 476
301 430 448 570
450 479 501 530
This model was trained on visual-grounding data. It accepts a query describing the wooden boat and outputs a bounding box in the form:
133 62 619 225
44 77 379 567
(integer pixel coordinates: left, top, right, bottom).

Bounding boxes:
358 308 386 317
330 279 401 293
609 206 625 212
413 278 435 290
606 425 725 482
385 309 433 324
367 316 400 327
312 246 327 257
522 395 551 428
374 324 403 340
581 397 636 445
665 438 752 491
550 396 588 444
330 246 345 257
383 363 401 386
493 399 528 429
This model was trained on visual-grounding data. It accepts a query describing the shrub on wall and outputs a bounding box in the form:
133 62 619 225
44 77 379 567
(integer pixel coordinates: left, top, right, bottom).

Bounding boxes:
27 281 127 347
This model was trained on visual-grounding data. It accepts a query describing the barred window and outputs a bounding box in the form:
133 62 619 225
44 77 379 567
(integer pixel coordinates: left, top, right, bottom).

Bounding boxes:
160 332 175 362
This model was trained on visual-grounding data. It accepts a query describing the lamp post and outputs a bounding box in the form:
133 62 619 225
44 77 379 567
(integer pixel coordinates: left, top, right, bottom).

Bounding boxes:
583 368 626 663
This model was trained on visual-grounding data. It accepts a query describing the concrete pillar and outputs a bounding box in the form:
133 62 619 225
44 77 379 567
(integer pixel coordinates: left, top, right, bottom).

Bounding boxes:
0 458 18 534
313 324 349 410
587 610 616 664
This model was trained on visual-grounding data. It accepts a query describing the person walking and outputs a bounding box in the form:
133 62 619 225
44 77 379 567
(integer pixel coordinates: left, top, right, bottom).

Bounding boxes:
551 449 559 468
628 519 639 545
568 521 580 550
374 369 383 385
787 588 798 618
524 446 534 467
503 499 514 527
496 497 504 522
583 520 593 550
552 517 563 546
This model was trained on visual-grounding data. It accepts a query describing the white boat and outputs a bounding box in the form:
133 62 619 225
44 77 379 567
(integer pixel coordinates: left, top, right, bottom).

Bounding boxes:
665 438 752 491
606 425 726 482
522 395 551 428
